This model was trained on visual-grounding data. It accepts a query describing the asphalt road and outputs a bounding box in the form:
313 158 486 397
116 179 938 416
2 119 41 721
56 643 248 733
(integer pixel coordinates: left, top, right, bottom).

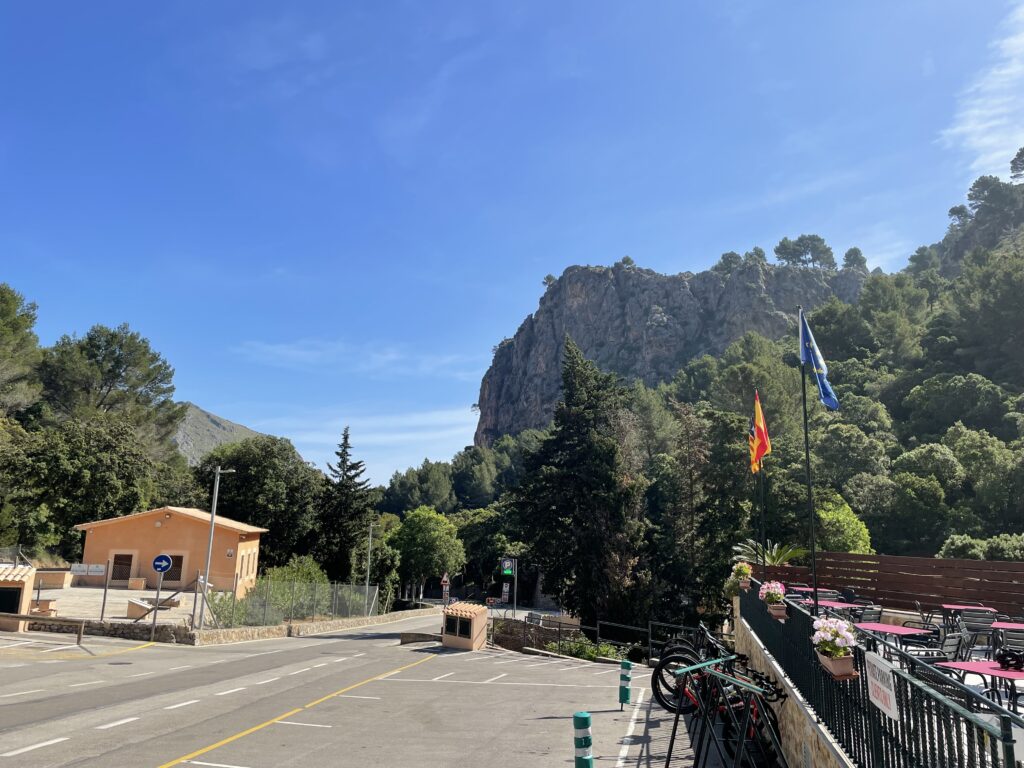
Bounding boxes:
0 614 688 767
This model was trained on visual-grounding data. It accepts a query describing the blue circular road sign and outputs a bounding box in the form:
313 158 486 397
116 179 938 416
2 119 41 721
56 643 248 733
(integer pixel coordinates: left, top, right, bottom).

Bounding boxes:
153 554 173 573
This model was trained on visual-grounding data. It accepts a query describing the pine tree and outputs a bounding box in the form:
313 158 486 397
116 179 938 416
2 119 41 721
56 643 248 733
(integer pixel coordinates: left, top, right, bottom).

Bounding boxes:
316 427 373 581
513 337 641 625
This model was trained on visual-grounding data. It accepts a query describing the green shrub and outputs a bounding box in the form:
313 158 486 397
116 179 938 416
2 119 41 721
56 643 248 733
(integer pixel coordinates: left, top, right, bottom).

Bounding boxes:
545 632 625 661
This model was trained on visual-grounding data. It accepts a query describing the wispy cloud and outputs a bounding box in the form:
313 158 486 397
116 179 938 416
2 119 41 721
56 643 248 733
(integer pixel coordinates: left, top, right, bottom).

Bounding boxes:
233 338 486 382
248 406 479 483
942 1 1024 177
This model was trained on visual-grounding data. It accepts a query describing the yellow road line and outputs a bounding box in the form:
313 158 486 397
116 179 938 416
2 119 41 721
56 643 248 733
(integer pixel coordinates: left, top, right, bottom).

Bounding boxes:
156 653 436 767
0 641 156 661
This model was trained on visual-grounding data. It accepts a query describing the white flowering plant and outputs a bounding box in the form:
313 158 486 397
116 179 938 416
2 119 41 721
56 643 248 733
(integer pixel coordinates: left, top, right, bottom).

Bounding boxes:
812 617 857 659
758 580 785 604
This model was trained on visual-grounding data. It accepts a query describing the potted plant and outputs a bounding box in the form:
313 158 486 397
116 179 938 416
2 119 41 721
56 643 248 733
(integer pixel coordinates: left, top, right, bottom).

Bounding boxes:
812 617 858 679
732 561 753 591
759 581 787 620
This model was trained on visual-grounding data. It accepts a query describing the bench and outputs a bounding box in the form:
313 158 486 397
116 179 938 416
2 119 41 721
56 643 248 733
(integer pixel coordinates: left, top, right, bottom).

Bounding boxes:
126 598 154 620
142 596 180 609
30 599 58 617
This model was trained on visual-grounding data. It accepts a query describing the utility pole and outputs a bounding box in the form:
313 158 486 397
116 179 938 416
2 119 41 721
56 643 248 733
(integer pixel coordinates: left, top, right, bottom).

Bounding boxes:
364 522 375 616
198 465 234 629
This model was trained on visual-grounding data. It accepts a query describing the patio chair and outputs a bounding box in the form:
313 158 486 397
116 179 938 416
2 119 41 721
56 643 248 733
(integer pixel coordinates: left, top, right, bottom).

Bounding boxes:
839 587 858 603
817 589 840 600
906 633 962 664
857 606 883 624
1000 628 1024 651
958 611 996 659
914 600 937 626
901 619 943 648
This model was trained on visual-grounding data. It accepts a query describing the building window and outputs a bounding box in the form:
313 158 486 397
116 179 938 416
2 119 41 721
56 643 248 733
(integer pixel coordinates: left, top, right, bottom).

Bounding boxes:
445 615 458 635
458 618 471 638
111 554 133 581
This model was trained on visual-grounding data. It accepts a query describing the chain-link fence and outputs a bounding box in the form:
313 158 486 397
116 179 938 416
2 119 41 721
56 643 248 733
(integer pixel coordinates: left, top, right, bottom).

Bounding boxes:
203 579 379 629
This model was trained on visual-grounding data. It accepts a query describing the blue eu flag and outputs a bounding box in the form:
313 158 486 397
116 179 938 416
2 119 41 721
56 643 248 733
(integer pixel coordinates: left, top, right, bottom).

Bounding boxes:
799 309 840 411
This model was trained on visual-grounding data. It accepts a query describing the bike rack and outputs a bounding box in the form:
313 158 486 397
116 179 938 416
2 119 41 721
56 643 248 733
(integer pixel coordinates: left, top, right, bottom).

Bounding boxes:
662 656 789 768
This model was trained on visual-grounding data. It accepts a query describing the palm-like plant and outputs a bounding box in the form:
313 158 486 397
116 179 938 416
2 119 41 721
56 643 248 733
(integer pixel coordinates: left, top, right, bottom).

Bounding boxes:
732 538 809 566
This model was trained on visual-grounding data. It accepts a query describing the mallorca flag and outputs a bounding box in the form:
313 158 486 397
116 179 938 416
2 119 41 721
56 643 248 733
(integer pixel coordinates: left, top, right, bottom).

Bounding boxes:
748 389 771 473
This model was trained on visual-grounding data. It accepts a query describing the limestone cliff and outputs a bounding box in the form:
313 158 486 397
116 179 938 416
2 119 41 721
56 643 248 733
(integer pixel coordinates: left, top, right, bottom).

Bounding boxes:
474 260 865 445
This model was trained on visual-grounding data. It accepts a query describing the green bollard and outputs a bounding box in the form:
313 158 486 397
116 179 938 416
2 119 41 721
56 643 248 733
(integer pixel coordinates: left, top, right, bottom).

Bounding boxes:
619 659 633 709
573 711 593 768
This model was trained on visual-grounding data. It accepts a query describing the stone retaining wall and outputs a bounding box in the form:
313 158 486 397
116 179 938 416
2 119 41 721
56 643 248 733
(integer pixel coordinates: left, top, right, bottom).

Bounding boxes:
28 619 192 644
732 597 855 768
288 607 440 637
190 625 289 646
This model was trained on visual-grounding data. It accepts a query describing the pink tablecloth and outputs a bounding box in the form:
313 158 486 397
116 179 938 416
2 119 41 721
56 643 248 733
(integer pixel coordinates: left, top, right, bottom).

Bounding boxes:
941 604 995 611
993 621 1024 630
938 660 1024 681
799 599 859 609
855 622 930 636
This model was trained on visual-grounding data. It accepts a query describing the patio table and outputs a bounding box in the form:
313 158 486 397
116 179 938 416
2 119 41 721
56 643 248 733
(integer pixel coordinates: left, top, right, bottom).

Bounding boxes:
790 586 816 592
993 622 1024 631
855 622 933 651
937 660 1024 711
940 604 996 633
798 599 860 612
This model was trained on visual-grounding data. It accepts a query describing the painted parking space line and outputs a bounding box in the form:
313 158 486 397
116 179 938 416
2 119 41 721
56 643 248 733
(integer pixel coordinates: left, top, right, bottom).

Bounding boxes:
255 677 280 685
0 689 45 698
614 688 646 768
276 721 332 728
69 680 103 688
0 641 35 649
186 762 252 768
129 671 155 677
41 644 79 653
483 673 508 683
493 659 519 665
288 667 311 675
312 663 327 668
381 678 617 689
216 688 247 696
335 694 380 700
593 668 619 675
432 672 454 680
169 665 193 671
524 660 561 668
165 700 201 710
1 737 70 757
329 657 349 663
560 664 592 671
96 717 139 730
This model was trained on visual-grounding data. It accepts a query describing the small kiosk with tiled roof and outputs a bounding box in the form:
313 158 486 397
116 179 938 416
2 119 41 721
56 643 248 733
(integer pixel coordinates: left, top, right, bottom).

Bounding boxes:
0 564 35 631
442 602 488 651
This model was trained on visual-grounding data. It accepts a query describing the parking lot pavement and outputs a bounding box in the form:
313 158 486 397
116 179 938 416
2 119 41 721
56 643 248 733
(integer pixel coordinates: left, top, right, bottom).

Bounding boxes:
0 620 703 767
0 631 157 664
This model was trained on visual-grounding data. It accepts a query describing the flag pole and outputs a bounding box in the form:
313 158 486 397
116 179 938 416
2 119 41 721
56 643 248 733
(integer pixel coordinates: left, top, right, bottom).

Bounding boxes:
758 459 767 580
798 307 820 617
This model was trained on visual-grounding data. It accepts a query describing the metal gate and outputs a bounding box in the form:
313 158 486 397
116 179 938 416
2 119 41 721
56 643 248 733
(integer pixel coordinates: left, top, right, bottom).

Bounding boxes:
111 554 133 581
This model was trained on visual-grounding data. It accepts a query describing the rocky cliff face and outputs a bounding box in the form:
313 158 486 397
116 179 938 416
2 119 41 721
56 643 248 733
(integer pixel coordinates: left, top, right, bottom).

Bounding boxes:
474 260 865 445
173 402 262 465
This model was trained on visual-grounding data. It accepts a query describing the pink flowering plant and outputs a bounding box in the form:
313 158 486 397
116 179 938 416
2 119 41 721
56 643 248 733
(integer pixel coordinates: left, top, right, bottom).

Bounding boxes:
812 617 857 659
758 580 785 604
732 562 752 580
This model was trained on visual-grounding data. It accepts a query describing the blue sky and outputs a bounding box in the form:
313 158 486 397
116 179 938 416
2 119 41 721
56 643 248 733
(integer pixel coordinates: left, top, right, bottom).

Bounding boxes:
2 2 1023 483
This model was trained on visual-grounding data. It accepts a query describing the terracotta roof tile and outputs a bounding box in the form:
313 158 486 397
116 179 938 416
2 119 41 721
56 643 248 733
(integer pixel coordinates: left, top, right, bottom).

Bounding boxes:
443 602 488 619
73 507 268 534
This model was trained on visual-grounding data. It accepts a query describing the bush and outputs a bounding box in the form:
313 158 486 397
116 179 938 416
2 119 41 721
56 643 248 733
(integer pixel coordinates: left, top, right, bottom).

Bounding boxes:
545 632 624 661
937 532 1024 561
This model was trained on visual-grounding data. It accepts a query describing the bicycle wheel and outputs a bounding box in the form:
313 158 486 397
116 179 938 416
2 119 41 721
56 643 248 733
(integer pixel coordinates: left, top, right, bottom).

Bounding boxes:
720 701 784 768
651 651 703 713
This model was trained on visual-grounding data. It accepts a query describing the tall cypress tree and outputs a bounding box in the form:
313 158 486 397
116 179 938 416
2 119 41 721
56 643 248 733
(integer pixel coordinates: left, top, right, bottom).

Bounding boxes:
316 426 373 581
513 337 641 625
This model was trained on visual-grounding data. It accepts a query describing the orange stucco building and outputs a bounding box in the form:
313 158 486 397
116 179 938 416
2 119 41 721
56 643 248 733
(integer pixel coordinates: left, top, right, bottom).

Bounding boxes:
74 507 267 596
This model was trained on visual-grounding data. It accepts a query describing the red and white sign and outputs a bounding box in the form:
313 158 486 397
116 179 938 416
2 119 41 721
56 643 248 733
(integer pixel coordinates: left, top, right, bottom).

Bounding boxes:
865 652 897 720
440 572 450 586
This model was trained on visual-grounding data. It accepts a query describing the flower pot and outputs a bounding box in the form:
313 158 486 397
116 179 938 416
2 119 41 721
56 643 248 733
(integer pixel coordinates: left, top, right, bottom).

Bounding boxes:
816 651 857 680
739 579 751 591
767 602 787 621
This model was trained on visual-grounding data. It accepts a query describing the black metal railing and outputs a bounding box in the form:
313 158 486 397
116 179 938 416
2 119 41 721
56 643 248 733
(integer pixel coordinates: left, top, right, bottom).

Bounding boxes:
739 581 1022 767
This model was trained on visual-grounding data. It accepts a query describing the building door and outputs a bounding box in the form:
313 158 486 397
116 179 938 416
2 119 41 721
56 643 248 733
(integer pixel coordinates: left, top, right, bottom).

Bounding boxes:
111 554 133 581
166 556 183 582
0 587 21 614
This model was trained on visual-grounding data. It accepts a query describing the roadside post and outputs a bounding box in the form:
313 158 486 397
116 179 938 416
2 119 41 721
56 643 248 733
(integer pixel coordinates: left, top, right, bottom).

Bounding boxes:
151 554 172 641
573 711 594 768
441 572 450 606
619 659 633 709
100 560 111 621
500 557 518 620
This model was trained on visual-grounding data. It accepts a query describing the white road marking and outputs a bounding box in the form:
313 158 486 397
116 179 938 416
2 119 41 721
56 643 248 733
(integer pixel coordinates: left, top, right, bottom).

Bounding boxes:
374 641 399 647
1 737 70 757
165 699 200 710
276 721 333 728
207 659 227 665
615 688 647 768
186 762 252 768
352 652 366 657
40 644 78 653
96 717 139 729
0 640 34 649
288 668 311 675
215 687 246 696
0 689 45 698
40 660 66 664
483 673 508 683
330 657 349 663
169 665 193 671
336 695 381 700
432 672 454 681
463 654 492 661
593 668 619 675
128 671 154 677
68 681 103 688
525 660 560 667
0 663 27 668
381 679 617 689
312 663 327 668
255 677 280 684
560 664 591 671
245 649 283 658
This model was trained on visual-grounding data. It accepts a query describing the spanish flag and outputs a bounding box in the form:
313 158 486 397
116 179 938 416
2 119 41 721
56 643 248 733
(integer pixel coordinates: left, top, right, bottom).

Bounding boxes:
748 389 771 473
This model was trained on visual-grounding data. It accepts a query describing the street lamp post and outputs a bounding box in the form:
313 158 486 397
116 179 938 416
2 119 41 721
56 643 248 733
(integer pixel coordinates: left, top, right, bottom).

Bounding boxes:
197 465 234 629
364 522 375 616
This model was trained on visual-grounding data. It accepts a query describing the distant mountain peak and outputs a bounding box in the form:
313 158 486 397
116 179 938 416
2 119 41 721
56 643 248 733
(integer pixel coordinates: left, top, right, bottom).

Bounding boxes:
172 402 262 465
